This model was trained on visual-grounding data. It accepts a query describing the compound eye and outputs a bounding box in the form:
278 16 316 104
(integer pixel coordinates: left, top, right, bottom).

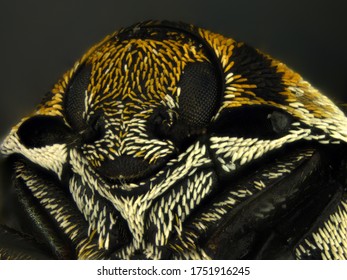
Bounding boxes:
64 64 92 132
16 64 92 149
178 61 221 127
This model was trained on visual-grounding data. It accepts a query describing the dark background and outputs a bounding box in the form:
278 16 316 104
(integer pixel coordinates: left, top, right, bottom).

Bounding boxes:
1 0 347 138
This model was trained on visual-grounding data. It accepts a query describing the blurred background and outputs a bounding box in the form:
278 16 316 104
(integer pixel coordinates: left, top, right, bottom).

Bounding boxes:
0 0 347 137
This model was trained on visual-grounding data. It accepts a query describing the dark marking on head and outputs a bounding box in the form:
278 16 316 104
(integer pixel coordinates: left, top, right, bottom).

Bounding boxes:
17 116 71 148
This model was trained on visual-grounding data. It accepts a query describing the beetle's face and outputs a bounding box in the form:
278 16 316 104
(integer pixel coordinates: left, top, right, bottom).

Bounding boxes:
3 26 222 182
63 31 220 182
2 21 347 259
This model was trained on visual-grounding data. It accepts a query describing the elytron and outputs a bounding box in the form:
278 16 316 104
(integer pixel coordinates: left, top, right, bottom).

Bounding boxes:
0 21 346 259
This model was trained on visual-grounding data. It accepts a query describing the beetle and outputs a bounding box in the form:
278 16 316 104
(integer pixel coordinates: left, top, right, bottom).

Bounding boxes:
0 20 347 260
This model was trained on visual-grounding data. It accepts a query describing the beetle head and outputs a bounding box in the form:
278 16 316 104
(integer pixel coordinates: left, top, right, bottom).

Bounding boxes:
2 21 347 256
2 21 347 183
1 22 222 183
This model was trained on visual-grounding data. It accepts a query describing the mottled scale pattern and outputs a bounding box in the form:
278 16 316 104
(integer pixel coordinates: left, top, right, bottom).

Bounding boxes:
1 21 347 259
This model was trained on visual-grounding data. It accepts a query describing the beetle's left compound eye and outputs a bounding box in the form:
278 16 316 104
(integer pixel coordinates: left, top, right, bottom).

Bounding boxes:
178 61 221 128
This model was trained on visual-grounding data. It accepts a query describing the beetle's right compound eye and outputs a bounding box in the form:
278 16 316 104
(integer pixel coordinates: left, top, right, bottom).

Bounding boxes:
64 64 92 132
17 64 93 149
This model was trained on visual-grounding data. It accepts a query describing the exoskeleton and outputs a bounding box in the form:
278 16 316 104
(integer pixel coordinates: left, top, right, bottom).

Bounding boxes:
1 21 347 259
